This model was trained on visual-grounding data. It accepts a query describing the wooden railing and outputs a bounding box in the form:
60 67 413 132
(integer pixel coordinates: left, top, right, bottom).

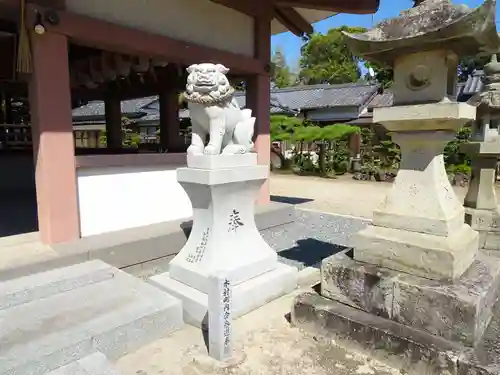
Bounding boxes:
0 124 32 150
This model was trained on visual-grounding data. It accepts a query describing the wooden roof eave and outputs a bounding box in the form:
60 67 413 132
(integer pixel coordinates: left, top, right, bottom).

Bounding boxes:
209 0 379 37
209 0 313 37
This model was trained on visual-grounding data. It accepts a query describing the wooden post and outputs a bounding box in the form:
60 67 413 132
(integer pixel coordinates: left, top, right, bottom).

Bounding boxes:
159 88 182 152
246 12 272 204
104 95 122 149
29 32 80 244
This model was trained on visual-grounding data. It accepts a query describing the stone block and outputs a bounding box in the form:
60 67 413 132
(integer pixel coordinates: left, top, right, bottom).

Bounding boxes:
465 207 500 232
321 249 500 346
47 352 123 375
373 102 476 132
177 164 267 185
0 260 184 375
150 263 297 327
187 154 257 169
291 292 500 375
353 223 478 280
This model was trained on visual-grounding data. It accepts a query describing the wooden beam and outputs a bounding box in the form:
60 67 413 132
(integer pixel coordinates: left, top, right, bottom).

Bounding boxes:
208 0 261 17
26 4 267 75
274 6 313 37
275 0 379 13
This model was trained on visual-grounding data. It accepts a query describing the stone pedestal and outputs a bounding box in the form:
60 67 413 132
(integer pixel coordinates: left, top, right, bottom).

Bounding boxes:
150 154 297 327
354 103 478 281
321 249 500 347
461 141 500 251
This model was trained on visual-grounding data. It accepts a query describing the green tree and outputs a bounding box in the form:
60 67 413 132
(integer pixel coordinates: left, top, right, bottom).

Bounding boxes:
271 47 293 88
292 123 359 176
270 115 303 141
299 26 367 85
364 61 394 88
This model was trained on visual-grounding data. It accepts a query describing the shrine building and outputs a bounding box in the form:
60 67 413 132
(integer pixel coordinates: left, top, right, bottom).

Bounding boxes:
0 0 379 246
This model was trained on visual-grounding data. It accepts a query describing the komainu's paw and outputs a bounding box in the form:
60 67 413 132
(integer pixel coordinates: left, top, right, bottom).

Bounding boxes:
222 144 247 155
204 143 219 155
187 145 203 155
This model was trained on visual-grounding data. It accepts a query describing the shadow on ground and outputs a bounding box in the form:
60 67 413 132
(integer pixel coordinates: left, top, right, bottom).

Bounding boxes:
271 195 314 205
278 238 348 269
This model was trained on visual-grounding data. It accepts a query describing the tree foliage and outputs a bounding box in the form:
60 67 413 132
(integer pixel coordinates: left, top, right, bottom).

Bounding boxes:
270 115 303 141
271 47 293 88
364 61 394 88
299 26 367 85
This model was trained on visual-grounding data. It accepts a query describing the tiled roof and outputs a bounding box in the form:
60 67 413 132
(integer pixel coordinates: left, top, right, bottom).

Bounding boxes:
72 96 158 118
271 83 379 110
72 82 379 123
367 90 393 109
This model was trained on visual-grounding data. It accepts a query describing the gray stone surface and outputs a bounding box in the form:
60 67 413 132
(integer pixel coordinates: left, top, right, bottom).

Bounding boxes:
292 292 500 375
321 249 500 346
127 209 367 281
150 263 296 327
466 207 500 252
263 209 369 270
47 352 123 375
0 260 183 375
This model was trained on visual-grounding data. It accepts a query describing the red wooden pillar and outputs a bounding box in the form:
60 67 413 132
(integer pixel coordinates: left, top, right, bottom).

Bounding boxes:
247 13 272 204
159 88 183 152
29 32 80 244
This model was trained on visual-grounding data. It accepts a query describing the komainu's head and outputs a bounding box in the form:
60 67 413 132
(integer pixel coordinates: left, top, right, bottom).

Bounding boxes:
184 63 234 103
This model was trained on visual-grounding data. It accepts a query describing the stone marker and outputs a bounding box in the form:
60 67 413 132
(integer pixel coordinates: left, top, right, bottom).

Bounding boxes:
150 63 297 327
292 1 500 374
208 272 232 362
461 54 500 251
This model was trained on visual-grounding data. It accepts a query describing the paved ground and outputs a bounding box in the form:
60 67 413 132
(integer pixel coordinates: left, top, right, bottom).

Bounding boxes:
9 174 489 374
264 209 369 270
117 286 402 375
269 173 481 219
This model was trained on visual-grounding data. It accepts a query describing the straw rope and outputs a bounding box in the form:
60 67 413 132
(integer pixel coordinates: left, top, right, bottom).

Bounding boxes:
16 0 33 75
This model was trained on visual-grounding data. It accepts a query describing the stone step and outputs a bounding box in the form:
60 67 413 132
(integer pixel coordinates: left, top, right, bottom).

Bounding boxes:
46 352 123 375
0 260 184 375
0 260 115 310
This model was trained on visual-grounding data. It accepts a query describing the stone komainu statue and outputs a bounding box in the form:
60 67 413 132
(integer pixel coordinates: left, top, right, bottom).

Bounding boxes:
183 63 255 155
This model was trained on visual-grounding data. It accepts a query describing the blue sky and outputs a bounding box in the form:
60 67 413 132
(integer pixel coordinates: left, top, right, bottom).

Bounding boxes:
271 0 490 71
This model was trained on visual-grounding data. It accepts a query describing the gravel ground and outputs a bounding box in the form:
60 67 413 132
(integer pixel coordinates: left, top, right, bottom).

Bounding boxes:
269 173 486 219
262 209 369 270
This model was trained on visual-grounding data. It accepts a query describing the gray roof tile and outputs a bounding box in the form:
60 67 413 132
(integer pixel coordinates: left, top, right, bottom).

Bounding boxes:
72 96 157 118
72 83 379 123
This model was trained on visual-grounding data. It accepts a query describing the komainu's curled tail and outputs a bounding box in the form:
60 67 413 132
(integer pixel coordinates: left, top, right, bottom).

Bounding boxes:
234 109 255 153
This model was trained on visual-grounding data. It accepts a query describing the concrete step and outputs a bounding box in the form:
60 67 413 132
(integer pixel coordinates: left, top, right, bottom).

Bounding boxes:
47 352 123 375
0 260 184 375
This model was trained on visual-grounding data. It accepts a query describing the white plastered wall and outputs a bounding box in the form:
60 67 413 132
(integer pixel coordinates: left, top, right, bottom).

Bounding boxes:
65 0 254 56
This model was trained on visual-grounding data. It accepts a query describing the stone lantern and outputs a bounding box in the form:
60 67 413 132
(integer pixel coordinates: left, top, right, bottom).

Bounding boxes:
292 1 500 369
344 0 500 281
461 54 500 251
